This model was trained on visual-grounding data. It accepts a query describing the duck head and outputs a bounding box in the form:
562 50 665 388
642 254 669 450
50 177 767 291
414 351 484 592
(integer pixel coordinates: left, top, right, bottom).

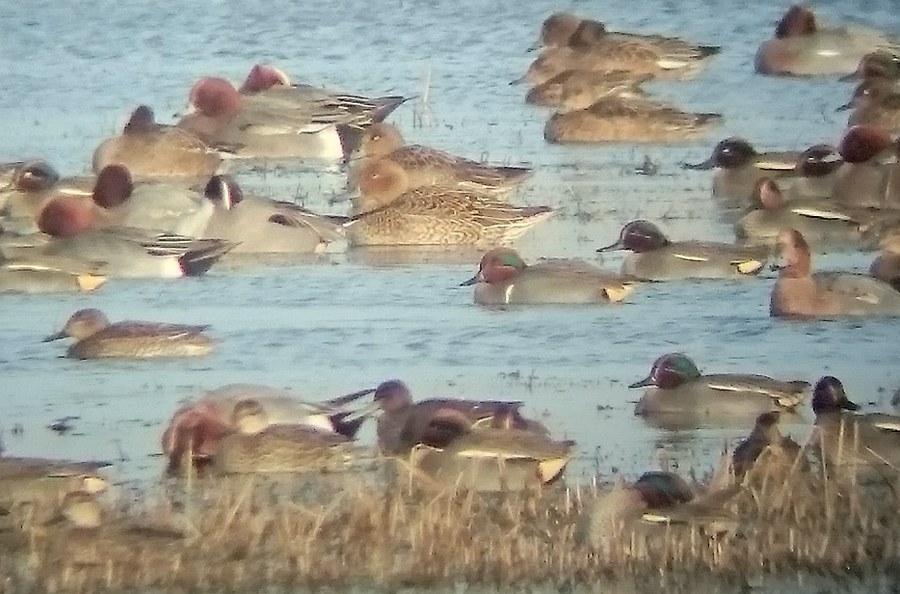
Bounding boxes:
597 220 669 253
530 12 582 51
629 353 702 390
205 174 243 210
357 123 405 159
837 125 894 164
0 159 61 192
355 159 409 213
37 196 95 237
189 77 244 118
373 379 414 413
92 164 134 209
460 247 527 286
239 64 291 93
123 105 158 135
811 376 860 414
683 137 758 170
774 5 817 39
796 144 842 178
773 228 812 278
43 308 110 342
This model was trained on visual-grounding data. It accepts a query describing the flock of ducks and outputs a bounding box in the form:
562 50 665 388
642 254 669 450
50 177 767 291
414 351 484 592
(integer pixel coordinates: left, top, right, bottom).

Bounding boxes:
4 4 900 572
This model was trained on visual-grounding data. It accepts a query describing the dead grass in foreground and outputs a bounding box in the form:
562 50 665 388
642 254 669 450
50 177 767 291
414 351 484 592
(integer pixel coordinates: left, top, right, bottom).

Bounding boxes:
1 449 900 593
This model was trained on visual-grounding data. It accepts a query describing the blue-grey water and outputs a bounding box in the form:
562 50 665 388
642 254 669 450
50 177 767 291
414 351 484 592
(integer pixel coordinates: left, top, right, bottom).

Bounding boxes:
1 0 899 500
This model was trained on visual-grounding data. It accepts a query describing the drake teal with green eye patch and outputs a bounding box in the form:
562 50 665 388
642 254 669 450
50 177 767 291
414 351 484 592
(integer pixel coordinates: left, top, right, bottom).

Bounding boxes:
682 137 801 203
597 220 768 281
811 376 900 485
460 247 635 305
629 353 809 420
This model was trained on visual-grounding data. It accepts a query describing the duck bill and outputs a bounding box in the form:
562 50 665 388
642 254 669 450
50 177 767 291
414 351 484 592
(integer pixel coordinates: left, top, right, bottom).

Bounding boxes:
459 273 482 286
596 240 624 253
835 101 852 112
42 330 68 342
526 38 543 52
681 156 716 170
509 73 528 86
628 375 655 389
838 396 861 411
837 71 860 82
325 387 377 409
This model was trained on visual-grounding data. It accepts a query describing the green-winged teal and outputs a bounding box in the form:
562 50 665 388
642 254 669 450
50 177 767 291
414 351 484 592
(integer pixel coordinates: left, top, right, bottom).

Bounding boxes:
524 14 718 78
755 5 900 76
544 96 721 144
460 247 635 305
771 228 900 317
0 160 95 234
0 259 107 294
870 230 900 290
683 137 803 203
370 379 546 456
831 125 898 209
0 457 108 522
577 471 739 547
735 177 874 248
838 79 900 130
731 411 804 481
92 105 225 182
348 123 532 195
840 51 900 84
43 308 214 359
525 69 653 112
811 376 900 485
598 220 768 280
213 399 355 475
408 424 575 492
161 384 375 474
346 160 552 247
630 353 809 420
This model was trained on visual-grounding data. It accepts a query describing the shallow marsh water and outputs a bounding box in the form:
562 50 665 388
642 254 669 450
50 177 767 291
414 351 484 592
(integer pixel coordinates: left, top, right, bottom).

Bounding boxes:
1 0 899 573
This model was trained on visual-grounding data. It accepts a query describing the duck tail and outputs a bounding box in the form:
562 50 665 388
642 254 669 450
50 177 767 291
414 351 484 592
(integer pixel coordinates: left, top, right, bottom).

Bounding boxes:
179 240 236 277
698 45 721 58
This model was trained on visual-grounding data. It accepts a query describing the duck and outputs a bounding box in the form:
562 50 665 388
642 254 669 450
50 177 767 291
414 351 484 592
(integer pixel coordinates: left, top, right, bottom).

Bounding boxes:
201 175 344 254
629 353 809 420
20 197 234 278
577 471 740 547
0 160 95 234
0 457 108 523
870 229 900 290
213 399 356 475
459 247 635 305
0 259 107 294
838 79 900 130
840 50 900 85
597 220 768 280
731 411 804 481
529 13 720 63
525 69 653 112
43 308 214 360
346 160 552 247
811 376 900 485
87 165 221 238
161 384 376 475
348 122 532 195
682 137 802 203
238 64 408 128
771 228 900 317
544 96 721 144
755 5 900 76
91 105 227 182
735 177 876 249
831 125 898 209
369 379 546 456
408 422 575 491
